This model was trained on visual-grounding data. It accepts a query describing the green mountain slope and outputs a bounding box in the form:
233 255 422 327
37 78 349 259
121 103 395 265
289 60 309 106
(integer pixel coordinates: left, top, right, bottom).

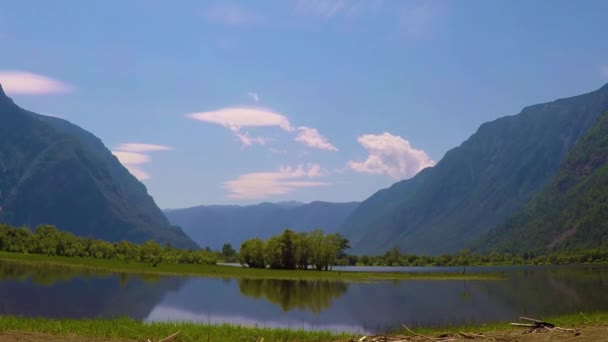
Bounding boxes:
340 83 608 255
165 201 359 250
0 84 198 249
479 111 608 254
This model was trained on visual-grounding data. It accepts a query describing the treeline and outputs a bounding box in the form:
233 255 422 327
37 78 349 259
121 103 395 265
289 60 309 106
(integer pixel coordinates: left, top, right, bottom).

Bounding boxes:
348 247 608 267
238 229 349 270
0 224 217 266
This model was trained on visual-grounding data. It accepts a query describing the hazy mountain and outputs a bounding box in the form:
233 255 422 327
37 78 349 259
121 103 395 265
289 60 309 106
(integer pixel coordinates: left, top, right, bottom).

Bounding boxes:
164 201 360 249
340 83 608 255
479 110 608 254
0 83 198 249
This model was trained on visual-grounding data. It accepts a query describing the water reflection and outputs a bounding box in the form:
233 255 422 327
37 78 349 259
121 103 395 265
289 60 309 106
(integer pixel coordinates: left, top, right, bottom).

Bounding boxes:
1 261 608 334
0 261 184 320
238 279 348 314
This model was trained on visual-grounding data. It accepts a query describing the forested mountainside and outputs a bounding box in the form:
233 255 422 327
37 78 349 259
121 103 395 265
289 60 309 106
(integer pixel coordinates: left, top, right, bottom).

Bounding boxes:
340 83 608 255
0 83 198 249
479 110 608 254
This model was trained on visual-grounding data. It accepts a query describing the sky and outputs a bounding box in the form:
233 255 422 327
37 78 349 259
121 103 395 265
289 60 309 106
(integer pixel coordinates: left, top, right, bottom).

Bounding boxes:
1 0 607 209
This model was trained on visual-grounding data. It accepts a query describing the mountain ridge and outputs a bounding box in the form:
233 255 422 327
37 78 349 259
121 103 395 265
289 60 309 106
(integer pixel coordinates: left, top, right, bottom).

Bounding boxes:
0 84 198 249
479 109 608 254
165 201 360 249
340 83 608 255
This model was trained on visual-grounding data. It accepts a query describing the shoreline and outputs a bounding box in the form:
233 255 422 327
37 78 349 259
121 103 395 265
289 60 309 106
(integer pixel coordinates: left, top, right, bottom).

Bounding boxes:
0 251 501 281
0 312 606 342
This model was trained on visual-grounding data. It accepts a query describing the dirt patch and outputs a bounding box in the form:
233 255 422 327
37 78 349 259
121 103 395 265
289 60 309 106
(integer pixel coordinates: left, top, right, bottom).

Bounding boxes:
484 325 608 341
0 331 134 342
353 325 608 342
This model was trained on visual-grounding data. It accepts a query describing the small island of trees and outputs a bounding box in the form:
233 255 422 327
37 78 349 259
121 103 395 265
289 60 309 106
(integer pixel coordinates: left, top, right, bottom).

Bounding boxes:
238 229 349 271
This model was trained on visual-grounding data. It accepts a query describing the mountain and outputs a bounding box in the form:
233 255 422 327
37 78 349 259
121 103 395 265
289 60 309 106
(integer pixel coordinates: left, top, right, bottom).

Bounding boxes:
340 83 608 255
0 83 198 249
479 110 608 254
164 201 360 250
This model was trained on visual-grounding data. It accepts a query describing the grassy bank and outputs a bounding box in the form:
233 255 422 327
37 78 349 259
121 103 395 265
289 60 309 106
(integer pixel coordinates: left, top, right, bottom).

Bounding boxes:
402 311 608 335
0 316 352 342
0 312 606 342
0 251 500 281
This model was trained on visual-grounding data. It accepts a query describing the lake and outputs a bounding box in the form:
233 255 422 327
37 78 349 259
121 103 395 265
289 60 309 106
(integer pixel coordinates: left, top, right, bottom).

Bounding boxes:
0 262 607 334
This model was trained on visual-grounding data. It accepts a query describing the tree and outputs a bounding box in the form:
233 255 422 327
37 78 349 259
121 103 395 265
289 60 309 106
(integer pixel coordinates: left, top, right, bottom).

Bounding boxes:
264 236 283 269
279 229 297 270
293 232 310 269
31 225 60 256
221 243 236 261
140 240 163 267
115 241 137 263
239 238 265 268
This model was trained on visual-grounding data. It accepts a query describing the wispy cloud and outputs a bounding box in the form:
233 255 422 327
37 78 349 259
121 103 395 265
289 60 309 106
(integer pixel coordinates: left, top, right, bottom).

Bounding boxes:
224 164 329 199
293 0 381 19
114 143 173 152
601 65 608 79
398 2 445 40
347 132 435 179
204 4 261 27
295 126 338 151
247 91 259 102
187 106 337 151
0 70 73 95
112 143 172 181
235 132 268 147
187 106 293 131
187 106 291 147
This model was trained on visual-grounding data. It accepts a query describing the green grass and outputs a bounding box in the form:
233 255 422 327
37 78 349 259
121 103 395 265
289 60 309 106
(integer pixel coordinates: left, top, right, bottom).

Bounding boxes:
398 311 608 335
0 251 500 281
0 316 353 341
0 312 606 341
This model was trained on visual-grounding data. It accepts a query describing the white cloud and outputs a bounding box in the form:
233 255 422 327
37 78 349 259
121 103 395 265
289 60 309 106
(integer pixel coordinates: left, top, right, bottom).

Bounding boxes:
112 143 172 181
186 106 293 148
204 4 261 27
114 143 173 152
0 70 73 95
295 126 338 151
224 164 329 199
186 106 293 132
112 151 150 165
247 91 259 102
347 132 435 179
601 65 608 79
187 106 337 151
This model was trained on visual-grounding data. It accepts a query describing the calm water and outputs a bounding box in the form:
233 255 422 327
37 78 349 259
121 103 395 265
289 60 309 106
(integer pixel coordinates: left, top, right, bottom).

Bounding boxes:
0 262 607 333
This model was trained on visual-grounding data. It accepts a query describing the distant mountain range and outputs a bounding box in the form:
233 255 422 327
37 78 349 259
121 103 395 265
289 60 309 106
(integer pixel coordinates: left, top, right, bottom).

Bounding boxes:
4 77 608 257
479 110 608 254
0 83 198 249
339 83 608 255
164 201 360 250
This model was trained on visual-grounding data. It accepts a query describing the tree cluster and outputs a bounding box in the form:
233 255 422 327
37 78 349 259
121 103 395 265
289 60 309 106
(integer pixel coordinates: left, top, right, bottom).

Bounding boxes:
238 229 349 271
350 246 608 267
0 224 217 267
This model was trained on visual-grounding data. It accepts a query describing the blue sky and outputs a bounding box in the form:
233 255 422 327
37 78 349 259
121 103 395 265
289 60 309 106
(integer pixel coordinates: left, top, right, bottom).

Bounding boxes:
1 0 607 209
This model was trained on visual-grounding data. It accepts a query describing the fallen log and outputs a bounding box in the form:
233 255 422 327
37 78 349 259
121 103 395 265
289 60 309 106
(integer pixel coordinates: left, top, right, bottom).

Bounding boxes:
510 317 576 335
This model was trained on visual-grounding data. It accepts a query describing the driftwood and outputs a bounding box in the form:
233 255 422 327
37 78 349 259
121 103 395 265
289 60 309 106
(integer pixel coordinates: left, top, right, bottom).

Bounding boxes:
353 324 485 341
510 317 576 334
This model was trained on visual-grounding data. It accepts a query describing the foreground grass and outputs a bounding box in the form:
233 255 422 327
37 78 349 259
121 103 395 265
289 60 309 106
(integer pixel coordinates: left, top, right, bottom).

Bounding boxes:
397 311 608 336
0 316 353 341
0 251 499 281
0 312 606 342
